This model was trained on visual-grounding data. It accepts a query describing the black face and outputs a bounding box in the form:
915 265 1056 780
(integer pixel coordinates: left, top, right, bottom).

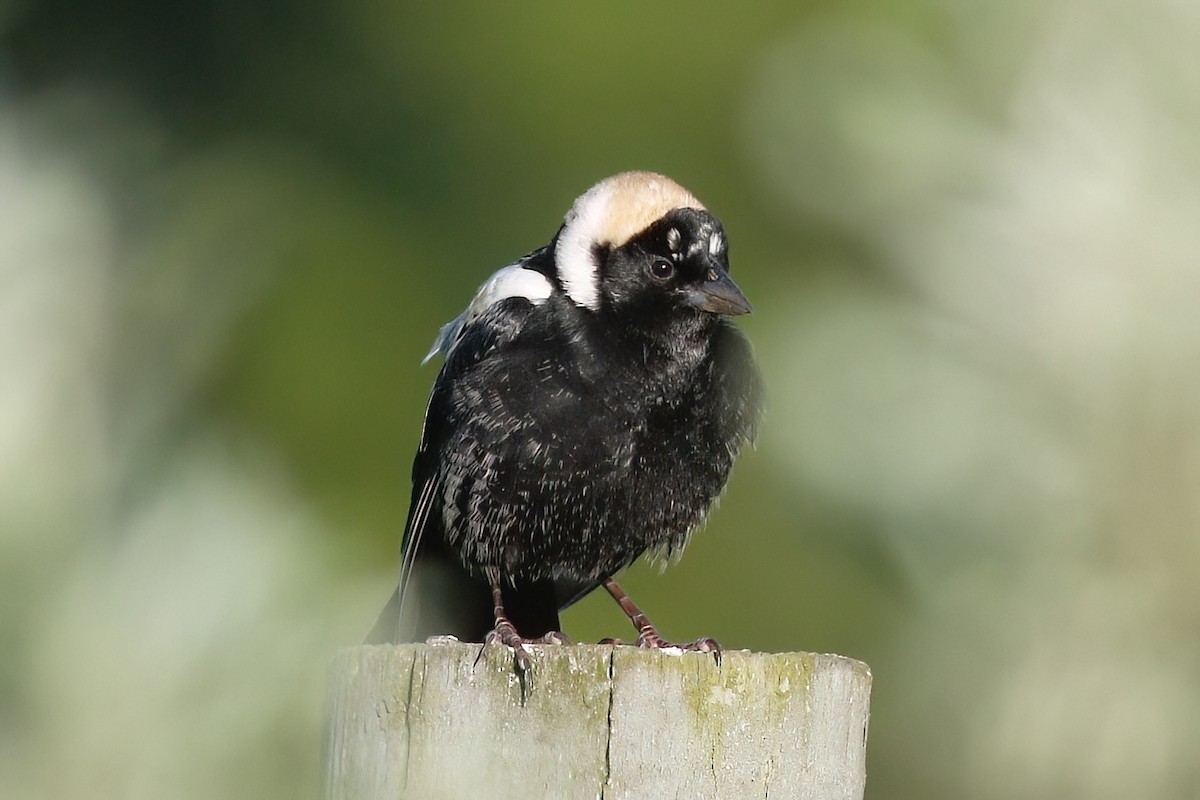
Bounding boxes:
597 208 751 318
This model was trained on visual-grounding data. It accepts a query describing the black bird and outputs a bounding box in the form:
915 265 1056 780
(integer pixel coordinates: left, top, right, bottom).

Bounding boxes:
368 172 763 670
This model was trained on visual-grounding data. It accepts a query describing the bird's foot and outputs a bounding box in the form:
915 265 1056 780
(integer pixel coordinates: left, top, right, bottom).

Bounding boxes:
600 631 722 665
479 625 573 673
598 576 720 663
481 619 532 673
642 632 722 663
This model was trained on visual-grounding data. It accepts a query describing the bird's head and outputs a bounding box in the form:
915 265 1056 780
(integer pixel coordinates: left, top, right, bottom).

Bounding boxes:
553 172 751 319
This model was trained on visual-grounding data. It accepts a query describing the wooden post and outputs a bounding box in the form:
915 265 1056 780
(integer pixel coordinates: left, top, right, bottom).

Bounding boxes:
324 641 871 800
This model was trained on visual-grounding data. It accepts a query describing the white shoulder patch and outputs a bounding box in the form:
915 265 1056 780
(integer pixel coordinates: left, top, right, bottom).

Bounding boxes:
472 262 554 310
423 264 553 364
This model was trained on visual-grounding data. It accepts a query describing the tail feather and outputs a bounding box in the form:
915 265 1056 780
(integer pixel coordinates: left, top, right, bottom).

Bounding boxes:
364 539 563 644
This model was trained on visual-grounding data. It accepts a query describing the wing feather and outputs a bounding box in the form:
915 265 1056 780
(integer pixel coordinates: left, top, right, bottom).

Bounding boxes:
391 258 557 638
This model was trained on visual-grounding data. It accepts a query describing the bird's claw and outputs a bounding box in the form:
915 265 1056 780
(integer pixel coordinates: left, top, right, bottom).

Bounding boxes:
476 626 573 674
598 632 723 665
637 632 723 666
479 620 532 673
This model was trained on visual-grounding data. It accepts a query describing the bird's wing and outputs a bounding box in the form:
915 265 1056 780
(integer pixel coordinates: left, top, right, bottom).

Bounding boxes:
391 264 556 640
423 250 554 364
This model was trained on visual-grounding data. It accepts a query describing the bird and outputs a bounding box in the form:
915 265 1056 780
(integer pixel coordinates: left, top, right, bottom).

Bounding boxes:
366 171 763 672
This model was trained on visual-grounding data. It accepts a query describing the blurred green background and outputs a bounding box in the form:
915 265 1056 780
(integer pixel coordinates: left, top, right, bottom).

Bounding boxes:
4 1 1200 798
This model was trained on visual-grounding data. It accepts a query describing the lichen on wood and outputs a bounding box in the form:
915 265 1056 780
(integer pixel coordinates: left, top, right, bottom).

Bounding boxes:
324 642 871 800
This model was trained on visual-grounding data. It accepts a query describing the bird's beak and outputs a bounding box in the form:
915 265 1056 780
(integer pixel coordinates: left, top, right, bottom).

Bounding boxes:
685 268 753 316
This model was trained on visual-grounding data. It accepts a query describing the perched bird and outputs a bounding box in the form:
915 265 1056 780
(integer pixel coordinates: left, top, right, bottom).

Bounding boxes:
367 172 763 670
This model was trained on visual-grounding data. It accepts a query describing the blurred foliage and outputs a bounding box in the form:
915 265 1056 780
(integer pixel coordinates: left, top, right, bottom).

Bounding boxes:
3 1 1200 798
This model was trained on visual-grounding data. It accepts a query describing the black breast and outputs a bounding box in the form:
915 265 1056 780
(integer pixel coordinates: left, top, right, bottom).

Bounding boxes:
431 307 761 585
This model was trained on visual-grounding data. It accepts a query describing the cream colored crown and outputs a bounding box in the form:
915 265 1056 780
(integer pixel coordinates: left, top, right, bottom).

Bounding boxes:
569 172 704 248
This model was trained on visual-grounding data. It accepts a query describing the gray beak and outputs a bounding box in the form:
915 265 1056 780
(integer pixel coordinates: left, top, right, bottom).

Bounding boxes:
685 268 753 316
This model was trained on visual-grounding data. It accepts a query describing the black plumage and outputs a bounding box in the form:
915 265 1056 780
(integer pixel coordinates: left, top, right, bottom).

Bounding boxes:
367 173 763 665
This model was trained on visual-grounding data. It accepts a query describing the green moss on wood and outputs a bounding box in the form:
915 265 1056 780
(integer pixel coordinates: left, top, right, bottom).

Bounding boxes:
326 643 871 800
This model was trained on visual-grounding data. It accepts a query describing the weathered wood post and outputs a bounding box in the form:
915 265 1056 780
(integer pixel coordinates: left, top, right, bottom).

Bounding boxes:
324 641 871 799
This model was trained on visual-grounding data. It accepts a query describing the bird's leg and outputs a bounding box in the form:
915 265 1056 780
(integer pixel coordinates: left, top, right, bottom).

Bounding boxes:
482 579 533 673
601 577 721 661
480 575 574 675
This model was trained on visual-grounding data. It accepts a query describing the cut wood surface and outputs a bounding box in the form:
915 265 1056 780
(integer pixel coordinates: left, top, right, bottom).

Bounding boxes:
324 642 871 800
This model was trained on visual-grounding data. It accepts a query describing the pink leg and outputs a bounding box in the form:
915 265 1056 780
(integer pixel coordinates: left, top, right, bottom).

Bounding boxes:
601 577 721 661
480 580 573 675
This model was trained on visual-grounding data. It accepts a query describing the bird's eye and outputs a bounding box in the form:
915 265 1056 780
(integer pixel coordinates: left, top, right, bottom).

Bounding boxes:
648 258 675 281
